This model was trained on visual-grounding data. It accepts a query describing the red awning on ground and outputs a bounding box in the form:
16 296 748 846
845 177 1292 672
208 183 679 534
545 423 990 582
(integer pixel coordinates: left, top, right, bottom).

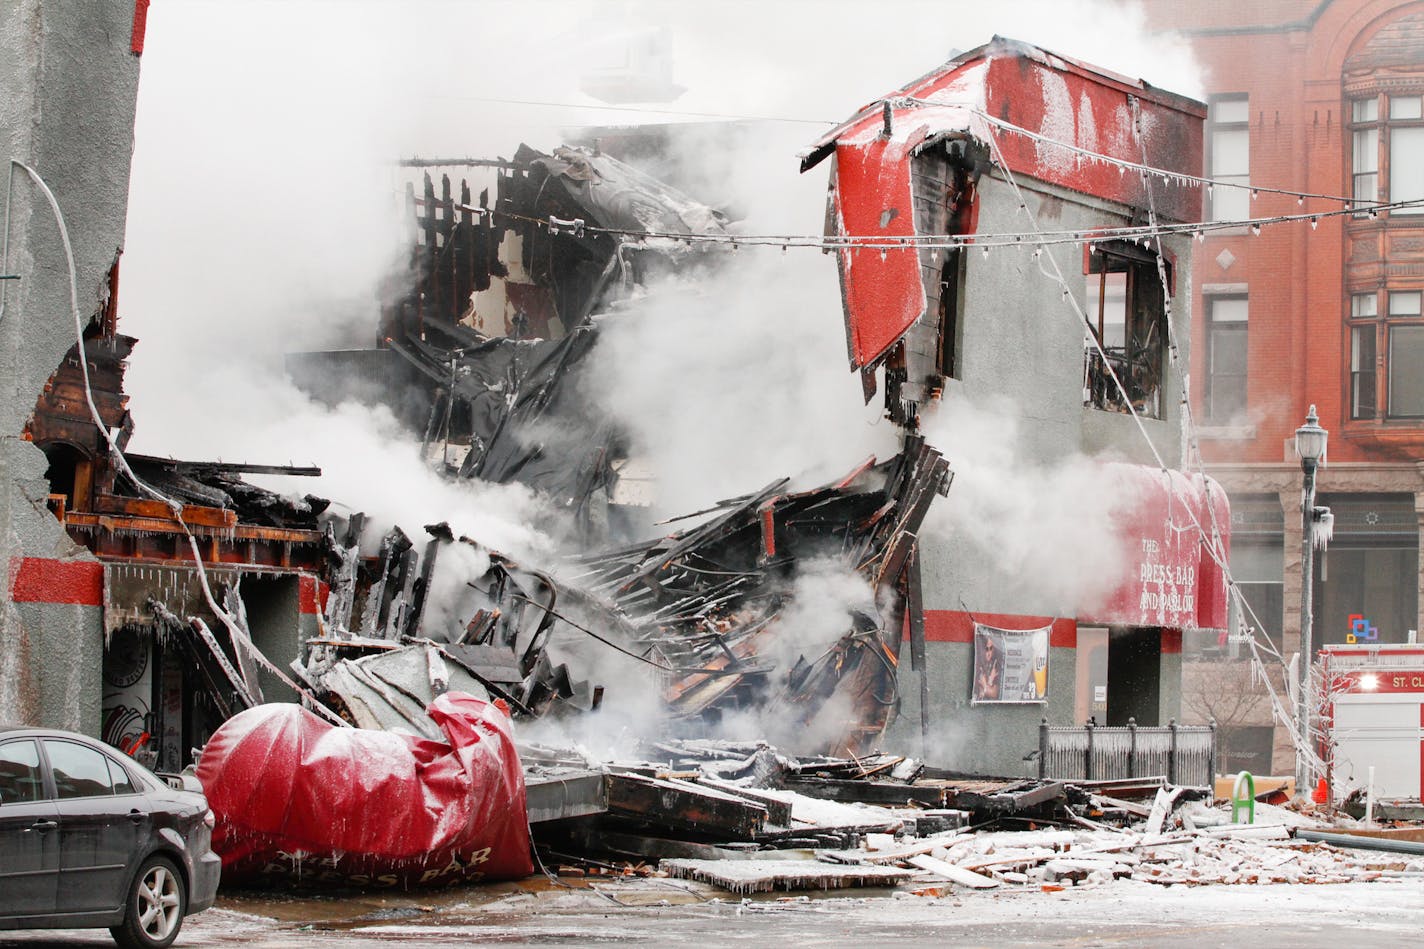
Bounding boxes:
196 691 533 887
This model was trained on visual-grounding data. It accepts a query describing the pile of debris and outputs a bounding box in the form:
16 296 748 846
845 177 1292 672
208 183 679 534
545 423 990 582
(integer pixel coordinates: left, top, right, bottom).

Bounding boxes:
520 739 1421 896
296 437 949 758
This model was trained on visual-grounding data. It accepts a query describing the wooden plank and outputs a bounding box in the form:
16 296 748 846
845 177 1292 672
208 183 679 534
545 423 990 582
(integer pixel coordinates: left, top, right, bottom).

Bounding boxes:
607 773 767 840
697 778 794 827
907 854 999 888
784 776 950 807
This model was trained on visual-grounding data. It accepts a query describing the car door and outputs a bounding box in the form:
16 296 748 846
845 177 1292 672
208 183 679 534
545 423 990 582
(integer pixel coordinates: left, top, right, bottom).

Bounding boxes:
0 737 60 918
42 738 142 915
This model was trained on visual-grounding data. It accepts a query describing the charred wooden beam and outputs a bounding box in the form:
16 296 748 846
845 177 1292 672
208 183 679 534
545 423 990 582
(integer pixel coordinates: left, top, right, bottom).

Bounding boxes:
782 776 953 808
606 773 768 841
123 453 321 478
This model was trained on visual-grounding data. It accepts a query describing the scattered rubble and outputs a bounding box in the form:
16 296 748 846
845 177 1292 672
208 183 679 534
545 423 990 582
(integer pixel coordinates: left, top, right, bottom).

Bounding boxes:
514 739 1421 896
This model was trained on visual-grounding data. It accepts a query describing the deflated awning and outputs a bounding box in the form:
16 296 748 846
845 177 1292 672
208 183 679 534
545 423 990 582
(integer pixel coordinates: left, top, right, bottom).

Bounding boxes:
1087 464 1230 632
196 692 533 887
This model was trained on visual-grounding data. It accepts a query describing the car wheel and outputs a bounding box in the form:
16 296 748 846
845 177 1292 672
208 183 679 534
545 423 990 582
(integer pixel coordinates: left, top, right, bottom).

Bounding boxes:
110 855 186 949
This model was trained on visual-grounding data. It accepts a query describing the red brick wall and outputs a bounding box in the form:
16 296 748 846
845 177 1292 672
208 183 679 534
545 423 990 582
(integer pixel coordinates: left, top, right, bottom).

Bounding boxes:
1151 1 1424 464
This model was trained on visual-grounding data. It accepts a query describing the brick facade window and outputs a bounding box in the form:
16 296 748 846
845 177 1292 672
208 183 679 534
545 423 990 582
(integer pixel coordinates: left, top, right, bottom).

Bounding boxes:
1350 292 1378 420
1388 291 1424 417
1205 295 1247 421
1351 98 1379 208
1207 96 1249 224
1350 93 1424 215
1349 290 1424 420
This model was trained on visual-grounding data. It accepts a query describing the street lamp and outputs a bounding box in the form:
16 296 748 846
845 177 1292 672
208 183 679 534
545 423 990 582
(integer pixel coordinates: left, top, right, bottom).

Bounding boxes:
1295 404 1328 798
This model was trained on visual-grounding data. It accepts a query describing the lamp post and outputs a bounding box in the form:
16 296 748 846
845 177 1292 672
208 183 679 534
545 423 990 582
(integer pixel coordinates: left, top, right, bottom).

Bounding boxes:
1295 404 1328 798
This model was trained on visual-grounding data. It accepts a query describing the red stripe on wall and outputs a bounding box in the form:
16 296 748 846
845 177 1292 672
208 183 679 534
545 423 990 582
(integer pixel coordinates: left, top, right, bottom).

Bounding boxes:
131 0 150 55
8 557 103 606
924 610 1077 649
1161 629 1183 655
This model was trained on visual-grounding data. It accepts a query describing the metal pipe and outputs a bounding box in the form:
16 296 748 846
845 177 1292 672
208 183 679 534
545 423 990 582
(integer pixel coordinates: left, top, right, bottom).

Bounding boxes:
1294 829 1424 856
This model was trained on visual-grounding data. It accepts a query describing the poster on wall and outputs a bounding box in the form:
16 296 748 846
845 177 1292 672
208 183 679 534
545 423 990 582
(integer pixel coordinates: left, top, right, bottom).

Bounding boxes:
102 625 152 758
972 623 1051 704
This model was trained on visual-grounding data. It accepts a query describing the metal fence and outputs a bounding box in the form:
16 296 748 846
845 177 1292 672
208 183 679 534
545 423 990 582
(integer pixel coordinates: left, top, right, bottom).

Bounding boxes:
1038 719 1216 788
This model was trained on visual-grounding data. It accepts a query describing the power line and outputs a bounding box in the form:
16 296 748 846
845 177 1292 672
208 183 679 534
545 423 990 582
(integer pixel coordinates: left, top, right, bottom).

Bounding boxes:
488 195 1422 251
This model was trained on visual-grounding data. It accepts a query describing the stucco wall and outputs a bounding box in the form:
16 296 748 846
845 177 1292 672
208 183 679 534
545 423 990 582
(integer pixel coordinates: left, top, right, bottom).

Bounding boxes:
889 172 1195 775
0 0 142 731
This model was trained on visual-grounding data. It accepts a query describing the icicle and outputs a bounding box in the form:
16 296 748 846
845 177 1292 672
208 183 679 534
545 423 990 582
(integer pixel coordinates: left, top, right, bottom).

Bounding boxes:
1311 508 1335 551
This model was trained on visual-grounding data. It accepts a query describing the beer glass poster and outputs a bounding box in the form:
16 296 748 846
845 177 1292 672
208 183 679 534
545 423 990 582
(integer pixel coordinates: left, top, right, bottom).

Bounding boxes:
972 623 1050 703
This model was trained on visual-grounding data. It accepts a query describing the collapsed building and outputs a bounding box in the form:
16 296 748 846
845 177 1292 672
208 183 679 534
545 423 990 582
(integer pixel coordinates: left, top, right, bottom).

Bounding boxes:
291 37 1237 777
791 37 1231 773
6 17 1235 794
288 143 950 756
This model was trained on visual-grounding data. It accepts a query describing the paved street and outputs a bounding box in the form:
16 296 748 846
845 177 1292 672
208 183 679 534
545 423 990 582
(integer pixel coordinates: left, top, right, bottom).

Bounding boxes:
5 878 1423 948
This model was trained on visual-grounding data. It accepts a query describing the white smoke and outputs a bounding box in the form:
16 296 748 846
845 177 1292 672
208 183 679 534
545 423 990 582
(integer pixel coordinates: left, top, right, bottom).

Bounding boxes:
585 255 897 517
919 394 1133 616
114 2 1204 746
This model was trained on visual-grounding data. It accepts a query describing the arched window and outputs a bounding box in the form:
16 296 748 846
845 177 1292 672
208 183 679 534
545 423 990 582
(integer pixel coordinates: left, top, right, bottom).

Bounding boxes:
1344 10 1424 421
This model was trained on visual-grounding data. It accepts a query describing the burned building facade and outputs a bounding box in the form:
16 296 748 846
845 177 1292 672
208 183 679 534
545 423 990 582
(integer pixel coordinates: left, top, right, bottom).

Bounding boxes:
801 38 1231 774
3 1 335 770
3 0 146 736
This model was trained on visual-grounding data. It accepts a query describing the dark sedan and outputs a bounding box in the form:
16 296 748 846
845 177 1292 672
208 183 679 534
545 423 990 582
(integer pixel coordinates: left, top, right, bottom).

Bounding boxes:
0 727 221 948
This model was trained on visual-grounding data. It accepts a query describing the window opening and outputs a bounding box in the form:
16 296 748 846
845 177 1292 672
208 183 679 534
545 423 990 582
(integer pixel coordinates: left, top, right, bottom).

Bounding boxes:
1084 242 1168 418
1205 295 1247 422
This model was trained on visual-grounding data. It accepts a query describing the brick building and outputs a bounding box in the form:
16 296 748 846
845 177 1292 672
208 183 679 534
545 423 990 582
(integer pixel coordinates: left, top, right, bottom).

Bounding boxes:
1144 0 1424 777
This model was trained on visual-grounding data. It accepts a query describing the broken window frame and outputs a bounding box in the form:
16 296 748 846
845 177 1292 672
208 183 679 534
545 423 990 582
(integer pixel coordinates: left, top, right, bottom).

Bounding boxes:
936 247 966 380
1083 241 1170 419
